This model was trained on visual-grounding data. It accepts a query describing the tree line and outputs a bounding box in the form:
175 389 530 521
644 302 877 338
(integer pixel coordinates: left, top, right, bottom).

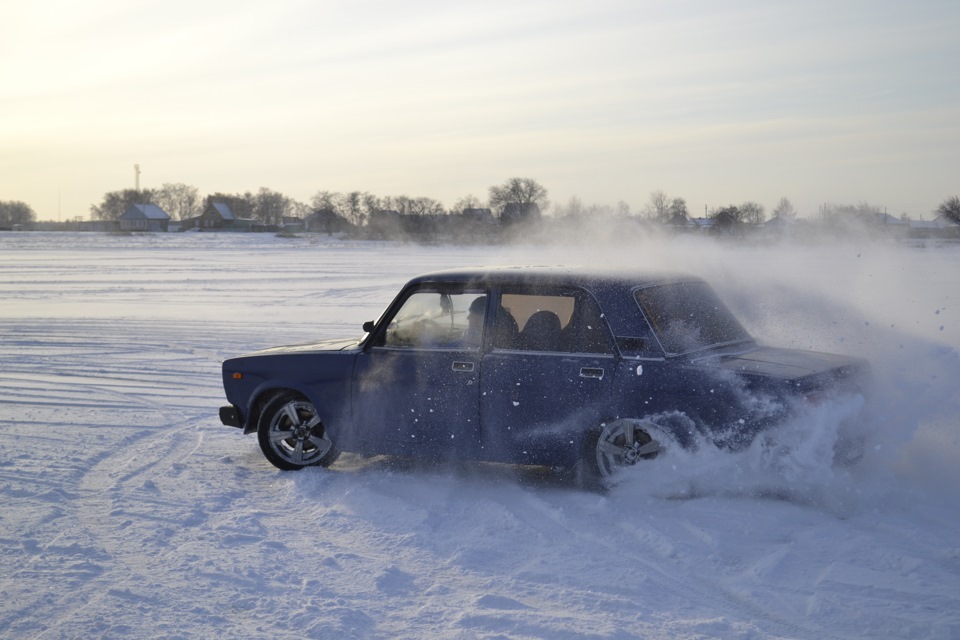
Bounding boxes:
80 177 552 229
3 180 959 231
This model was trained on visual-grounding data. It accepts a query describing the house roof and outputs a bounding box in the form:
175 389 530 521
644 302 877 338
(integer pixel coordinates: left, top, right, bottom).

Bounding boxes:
210 202 236 220
121 204 170 220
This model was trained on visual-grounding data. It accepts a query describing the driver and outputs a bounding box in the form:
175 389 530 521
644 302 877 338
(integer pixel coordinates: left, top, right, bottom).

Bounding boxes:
464 295 486 346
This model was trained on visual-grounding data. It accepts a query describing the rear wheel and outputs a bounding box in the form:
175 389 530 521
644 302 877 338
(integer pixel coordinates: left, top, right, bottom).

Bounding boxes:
257 393 339 470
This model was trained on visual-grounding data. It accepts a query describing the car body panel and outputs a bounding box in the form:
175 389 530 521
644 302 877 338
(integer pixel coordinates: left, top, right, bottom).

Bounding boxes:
350 346 482 456
479 350 617 466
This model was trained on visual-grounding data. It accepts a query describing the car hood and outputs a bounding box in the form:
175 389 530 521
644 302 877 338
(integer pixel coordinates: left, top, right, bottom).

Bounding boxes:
697 346 867 382
239 337 360 357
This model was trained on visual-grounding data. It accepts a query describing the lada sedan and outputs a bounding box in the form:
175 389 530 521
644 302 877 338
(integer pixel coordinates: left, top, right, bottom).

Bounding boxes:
219 267 869 483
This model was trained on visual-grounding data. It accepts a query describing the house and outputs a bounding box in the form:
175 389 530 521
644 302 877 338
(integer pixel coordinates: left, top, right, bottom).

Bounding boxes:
689 217 715 233
182 201 253 231
119 204 170 232
199 201 237 229
908 216 960 239
462 208 495 224
282 216 305 233
306 209 351 234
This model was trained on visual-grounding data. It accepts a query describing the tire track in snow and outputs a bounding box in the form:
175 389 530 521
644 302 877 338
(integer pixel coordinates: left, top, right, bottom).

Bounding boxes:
0 320 251 637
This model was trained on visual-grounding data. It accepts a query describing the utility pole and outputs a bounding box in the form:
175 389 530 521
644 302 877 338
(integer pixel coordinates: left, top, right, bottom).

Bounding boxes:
134 164 141 191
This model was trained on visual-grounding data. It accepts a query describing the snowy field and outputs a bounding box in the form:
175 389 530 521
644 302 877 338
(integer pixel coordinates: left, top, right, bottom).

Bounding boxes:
1 230 958 639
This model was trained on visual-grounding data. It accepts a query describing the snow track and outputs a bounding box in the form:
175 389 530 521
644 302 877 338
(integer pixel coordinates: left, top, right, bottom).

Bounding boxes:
1 233 958 639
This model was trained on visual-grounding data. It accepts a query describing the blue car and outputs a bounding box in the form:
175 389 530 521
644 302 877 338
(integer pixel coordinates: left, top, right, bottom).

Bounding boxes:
219 267 868 483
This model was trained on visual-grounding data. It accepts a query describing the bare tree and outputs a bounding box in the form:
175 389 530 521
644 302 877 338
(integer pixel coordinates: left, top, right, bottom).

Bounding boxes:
252 187 292 226
90 189 155 221
311 190 343 215
739 201 765 225
711 205 742 232
290 200 312 218
642 190 671 222
668 197 688 225
936 196 960 224
153 183 200 220
451 194 484 214
339 191 366 226
360 193 381 225
409 196 445 216
772 197 797 220
556 195 584 218
0 200 35 227
488 177 549 218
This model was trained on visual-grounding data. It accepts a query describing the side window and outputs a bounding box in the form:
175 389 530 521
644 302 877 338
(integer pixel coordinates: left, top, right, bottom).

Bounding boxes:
381 291 487 349
494 291 611 354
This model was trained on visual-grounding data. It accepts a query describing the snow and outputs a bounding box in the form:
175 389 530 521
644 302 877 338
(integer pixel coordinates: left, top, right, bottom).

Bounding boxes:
1 231 958 639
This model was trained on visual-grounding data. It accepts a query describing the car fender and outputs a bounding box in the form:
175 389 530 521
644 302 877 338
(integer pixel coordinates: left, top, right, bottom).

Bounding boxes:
243 377 351 439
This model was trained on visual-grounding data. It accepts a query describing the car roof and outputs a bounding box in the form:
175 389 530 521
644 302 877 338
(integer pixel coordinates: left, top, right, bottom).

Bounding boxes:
405 266 700 292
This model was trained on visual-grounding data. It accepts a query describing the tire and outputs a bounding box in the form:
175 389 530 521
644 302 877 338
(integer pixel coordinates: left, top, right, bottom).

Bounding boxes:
257 393 339 470
578 419 661 487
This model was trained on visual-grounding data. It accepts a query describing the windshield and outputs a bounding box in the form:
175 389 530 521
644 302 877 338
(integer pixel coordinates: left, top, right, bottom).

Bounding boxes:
634 281 752 355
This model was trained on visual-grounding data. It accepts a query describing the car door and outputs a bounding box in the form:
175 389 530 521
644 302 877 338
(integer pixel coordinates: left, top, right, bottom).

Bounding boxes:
352 287 488 458
479 287 617 466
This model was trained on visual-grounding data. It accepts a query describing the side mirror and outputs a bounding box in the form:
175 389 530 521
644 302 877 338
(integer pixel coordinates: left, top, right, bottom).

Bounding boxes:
362 321 375 333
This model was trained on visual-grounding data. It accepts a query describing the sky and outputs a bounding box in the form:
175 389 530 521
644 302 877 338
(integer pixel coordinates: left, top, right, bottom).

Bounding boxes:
2 0 959 220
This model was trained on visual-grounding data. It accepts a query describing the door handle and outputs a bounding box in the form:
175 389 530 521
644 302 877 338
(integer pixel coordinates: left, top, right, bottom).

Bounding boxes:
580 367 604 380
452 361 475 372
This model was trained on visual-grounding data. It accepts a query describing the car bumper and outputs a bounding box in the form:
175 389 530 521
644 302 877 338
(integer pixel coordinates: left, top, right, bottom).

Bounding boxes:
219 405 243 429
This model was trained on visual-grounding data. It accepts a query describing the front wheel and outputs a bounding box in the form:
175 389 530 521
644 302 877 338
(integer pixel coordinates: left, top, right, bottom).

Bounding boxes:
257 393 339 470
579 419 661 487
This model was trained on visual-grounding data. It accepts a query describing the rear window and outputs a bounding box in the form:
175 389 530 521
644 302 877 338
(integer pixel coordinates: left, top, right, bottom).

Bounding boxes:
634 282 752 355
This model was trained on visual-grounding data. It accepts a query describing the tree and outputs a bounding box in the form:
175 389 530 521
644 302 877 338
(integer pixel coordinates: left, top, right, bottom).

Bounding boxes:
667 197 688 225
290 200 312 219
642 190 671 222
488 177 549 219
252 187 292 226
739 201 765 225
90 189 155 221
360 193 382 225
342 191 367 226
0 200 35 227
711 205 742 233
936 196 960 224
556 195 584 218
311 190 343 215
153 183 200 220
385 195 445 217
451 194 485 215
772 197 797 220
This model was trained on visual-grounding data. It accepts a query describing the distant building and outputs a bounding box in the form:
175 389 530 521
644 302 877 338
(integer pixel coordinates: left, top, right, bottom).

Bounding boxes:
908 216 960 239
462 208 495 224
689 217 715 233
282 216 305 233
306 209 351 234
119 204 170 232
181 201 253 231
199 201 237 229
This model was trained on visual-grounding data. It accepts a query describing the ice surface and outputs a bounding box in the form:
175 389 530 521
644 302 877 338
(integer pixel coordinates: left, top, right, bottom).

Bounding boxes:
0 231 958 639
